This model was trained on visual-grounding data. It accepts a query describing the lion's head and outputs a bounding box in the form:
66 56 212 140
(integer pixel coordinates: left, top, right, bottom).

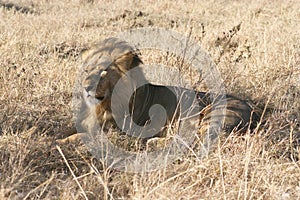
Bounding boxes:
80 38 142 108
78 38 146 131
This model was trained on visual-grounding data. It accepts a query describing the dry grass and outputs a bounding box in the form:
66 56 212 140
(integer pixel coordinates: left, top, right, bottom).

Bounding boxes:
0 0 299 199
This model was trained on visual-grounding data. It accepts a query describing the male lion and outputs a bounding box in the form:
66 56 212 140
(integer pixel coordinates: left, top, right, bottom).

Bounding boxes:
57 38 260 145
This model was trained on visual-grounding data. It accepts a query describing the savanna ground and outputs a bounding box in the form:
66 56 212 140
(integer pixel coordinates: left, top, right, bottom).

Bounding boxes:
0 0 299 199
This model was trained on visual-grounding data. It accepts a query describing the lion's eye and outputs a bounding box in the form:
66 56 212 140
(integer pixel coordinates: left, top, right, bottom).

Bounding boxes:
100 70 107 77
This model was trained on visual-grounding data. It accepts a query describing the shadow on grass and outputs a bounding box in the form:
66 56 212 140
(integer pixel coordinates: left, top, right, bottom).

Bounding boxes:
0 1 35 14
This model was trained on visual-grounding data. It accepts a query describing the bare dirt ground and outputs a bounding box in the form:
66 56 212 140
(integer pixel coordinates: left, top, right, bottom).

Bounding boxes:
0 0 299 199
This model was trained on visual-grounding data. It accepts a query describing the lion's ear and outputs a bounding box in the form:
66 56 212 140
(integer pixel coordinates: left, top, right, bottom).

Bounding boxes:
115 53 134 73
80 49 94 61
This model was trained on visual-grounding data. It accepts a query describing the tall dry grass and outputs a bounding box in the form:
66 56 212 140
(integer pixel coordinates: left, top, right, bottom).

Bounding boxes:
0 0 299 199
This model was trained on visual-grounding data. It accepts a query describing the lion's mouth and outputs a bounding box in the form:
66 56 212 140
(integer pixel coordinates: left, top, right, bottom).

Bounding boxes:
96 96 105 101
